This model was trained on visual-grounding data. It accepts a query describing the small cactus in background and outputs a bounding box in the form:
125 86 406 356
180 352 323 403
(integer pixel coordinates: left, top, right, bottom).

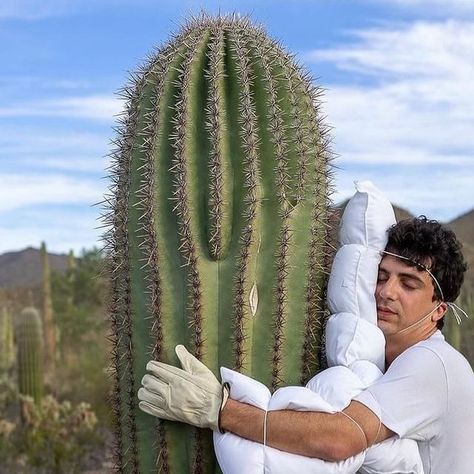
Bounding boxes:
446 289 472 350
0 306 15 375
445 306 461 350
66 249 76 309
103 13 334 473
15 307 44 404
0 305 17 413
40 242 56 374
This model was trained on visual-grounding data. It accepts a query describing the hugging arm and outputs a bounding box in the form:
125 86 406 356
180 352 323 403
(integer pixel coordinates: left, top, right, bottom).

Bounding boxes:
137 345 395 461
220 398 395 461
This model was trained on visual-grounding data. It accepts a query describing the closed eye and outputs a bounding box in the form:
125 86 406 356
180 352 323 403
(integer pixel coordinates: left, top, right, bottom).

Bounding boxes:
401 279 421 290
377 272 388 282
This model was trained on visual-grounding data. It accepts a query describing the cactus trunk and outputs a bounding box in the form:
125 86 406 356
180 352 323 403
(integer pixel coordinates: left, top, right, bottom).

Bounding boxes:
40 242 56 375
15 307 44 405
0 306 15 375
104 14 334 473
67 249 76 309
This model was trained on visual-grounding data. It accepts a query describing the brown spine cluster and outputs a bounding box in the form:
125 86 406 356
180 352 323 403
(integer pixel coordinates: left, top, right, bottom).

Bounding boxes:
230 29 261 372
169 35 205 363
205 28 226 261
251 35 292 391
301 80 336 383
104 82 142 472
134 45 178 473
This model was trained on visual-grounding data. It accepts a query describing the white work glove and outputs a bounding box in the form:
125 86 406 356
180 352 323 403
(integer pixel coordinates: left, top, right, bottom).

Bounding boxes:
137 345 229 432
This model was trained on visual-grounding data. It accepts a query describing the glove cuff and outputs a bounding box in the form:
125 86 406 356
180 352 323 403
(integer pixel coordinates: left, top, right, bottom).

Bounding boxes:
218 382 230 434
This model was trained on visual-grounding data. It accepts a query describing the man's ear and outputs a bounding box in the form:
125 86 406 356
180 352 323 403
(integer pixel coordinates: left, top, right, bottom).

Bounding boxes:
432 301 448 322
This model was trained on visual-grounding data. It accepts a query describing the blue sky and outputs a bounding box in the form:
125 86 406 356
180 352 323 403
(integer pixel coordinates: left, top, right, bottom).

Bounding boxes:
1 0 473 254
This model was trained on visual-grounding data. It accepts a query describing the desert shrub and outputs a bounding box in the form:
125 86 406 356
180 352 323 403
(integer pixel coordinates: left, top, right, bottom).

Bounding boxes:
13 395 102 473
0 418 16 465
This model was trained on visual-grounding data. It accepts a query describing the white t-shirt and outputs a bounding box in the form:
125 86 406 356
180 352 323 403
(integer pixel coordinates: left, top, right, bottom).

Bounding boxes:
354 330 474 474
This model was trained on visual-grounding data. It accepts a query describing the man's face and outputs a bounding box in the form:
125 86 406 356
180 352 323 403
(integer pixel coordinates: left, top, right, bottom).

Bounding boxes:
375 254 439 336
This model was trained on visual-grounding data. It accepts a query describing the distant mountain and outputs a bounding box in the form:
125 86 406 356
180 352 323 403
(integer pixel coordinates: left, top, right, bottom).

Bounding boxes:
393 205 414 223
448 209 474 290
449 209 474 247
0 247 69 289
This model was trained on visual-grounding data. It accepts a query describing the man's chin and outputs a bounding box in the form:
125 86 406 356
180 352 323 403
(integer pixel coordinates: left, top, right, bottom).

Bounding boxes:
377 319 395 335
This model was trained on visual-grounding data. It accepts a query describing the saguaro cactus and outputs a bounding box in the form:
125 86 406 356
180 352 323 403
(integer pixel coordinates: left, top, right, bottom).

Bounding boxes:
0 306 15 375
104 13 334 473
40 241 56 374
67 249 76 309
15 307 44 404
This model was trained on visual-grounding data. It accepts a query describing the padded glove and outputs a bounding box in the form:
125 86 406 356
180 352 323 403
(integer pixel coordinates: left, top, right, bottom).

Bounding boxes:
138 345 229 432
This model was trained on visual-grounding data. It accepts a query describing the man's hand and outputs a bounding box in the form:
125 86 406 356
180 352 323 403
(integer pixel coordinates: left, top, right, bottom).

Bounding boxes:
137 345 229 432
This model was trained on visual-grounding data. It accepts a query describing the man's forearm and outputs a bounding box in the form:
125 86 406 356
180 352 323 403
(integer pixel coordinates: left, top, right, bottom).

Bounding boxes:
220 398 364 461
220 399 266 446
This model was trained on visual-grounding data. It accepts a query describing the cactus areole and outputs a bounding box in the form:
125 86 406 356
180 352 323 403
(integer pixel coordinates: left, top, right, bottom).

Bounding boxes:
104 13 334 473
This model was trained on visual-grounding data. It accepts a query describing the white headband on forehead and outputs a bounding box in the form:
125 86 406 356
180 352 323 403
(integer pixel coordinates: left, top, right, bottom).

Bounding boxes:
380 250 470 325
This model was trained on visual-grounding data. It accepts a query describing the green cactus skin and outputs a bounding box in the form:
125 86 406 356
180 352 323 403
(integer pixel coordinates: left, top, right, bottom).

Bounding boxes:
15 307 44 404
40 242 56 374
0 306 15 374
104 14 334 473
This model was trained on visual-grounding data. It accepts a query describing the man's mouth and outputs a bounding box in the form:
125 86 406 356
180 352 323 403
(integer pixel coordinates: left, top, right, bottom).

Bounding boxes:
377 306 397 319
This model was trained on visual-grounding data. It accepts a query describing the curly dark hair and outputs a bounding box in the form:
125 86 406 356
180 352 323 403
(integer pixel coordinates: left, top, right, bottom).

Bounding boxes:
385 216 467 330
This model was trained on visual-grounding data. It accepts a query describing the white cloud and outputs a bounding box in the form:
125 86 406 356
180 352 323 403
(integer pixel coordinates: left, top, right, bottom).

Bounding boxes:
336 149 472 166
308 21 474 80
0 122 115 254
377 0 474 12
322 82 474 161
0 174 103 211
0 76 92 91
0 95 122 122
0 175 105 253
0 127 111 166
20 156 110 173
333 167 474 222
306 20 474 219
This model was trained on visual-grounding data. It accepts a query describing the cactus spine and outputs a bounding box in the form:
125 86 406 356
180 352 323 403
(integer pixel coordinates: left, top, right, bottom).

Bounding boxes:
104 14 334 473
15 307 44 404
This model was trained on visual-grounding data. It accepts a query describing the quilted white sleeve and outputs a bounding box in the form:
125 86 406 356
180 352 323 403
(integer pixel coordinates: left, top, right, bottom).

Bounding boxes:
214 368 365 474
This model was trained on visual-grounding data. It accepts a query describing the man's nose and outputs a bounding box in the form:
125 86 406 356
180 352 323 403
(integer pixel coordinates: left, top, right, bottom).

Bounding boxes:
377 278 398 300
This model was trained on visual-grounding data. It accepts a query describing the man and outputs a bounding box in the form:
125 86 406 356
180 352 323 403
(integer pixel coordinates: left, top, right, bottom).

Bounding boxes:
138 217 474 473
